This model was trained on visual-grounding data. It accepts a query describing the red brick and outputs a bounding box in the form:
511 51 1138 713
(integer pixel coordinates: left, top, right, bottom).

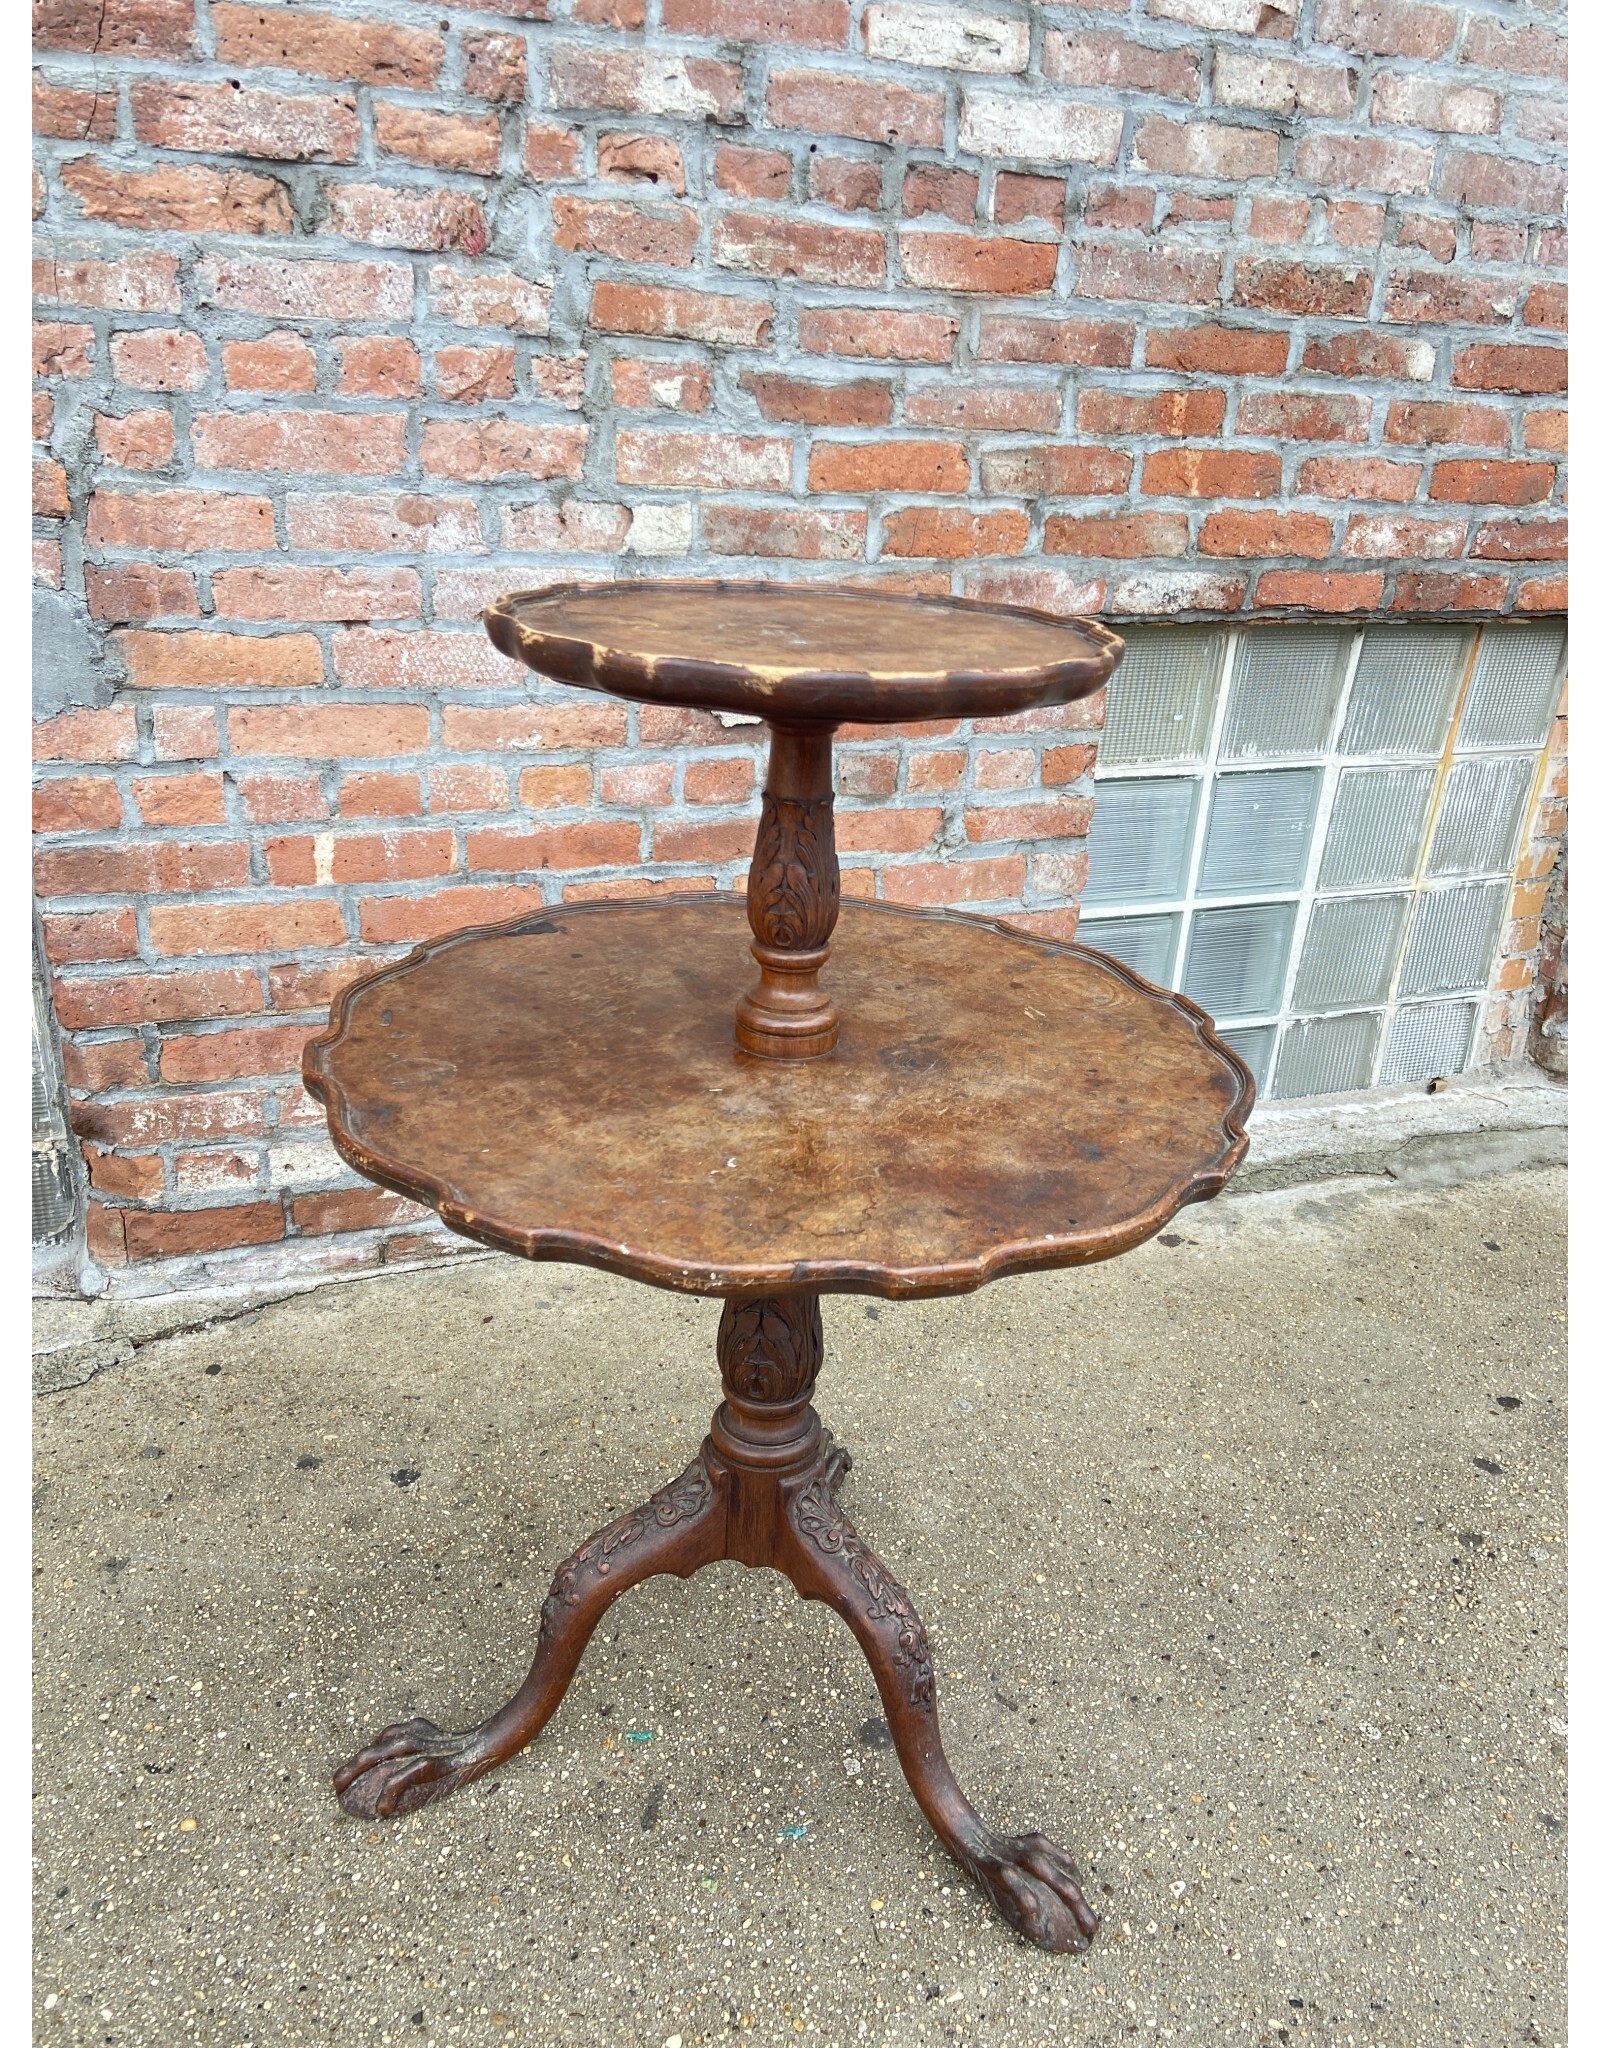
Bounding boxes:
131 80 359 161
1001 906 1081 942
798 307 957 362
1327 199 1386 249
1462 17 1566 78
1370 71 1501 134
1255 570 1385 611
715 145 793 200
833 809 941 855
1295 131 1432 194
1438 152 1566 215
88 489 273 552
1296 455 1420 501
286 492 483 554
427 267 550 335
148 900 346 956
212 4 441 83
33 73 118 140
1042 744 1098 786
716 211 885 287
881 857 1024 907
332 628 518 690
1083 183 1157 232
62 157 292 234
1395 209 1456 262
882 508 1030 558
1163 192 1235 228
992 174 1066 229
34 538 62 586
33 776 124 835
553 195 699 268
1516 575 1568 612
1233 260 1373 318
375 101 500 175
131 773 228 826
292 1188 429 1236
901 232 1058 297
1524 411 1567 455
198 251 412 321
649 819 758 863
903 165 978 225
1076 244 1222 307
1383 268 1517 327
809 440 969 495
318 830 454 884
1236 392 1371 441
964 797 1092 844
222 332 317 392
1454 345 1567 397
466 822 642 873
95 411 175 471
662 0 848 43
1470 519 1567 563
591 281 774 347
976 314 1135 367
86 564 200 622
617 430 789 490
118 630 323 690
496 503 632 554
53 966 262 1032
599 132 687 194
1522 285 1567 335
523 120 581 181
904 385 1061 432
548 45 744 122
235 773 327 824
1391 571 1512 612
462 29 526 101
1134 116 1278 180
193 411 406 475
739 373 892 426
683 757 758 806
1343 514 1467 559
338 771 425 818
81 1143 164 1201
1044 27 1201 98
1314 0 1454 61
1078 388 1226 438
907 751 965 794
700 505 867 560
766 68 941 147
1142 449 1282 499
442 703 628 752
231 704 431 758
430 344 515 403
37 836 249 897
1200 510 1334 558
1249 195 1312 243
34 0 193 56
596 762 669 807
417 419 586 482
212 564 420 622
1042 512 1189 558
324 182 487 256
122 1201 285 1261
34 707 138 764
1145 325 1289 376
159 1023 316 1083
335 336 422 398
110 328 209 391
810 156 882 213
1428 461 1556 507
966 568 1111 616
34 458 71 515
35 319 96 382
520 763 595 807
1301 332 1435 382
33 251 181 313
978 445 1130 497
1385 400 1510 448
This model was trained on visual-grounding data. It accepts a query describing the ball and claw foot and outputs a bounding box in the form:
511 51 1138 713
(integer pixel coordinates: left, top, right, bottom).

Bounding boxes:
333 1718 493 1820
969 1831 1099 1954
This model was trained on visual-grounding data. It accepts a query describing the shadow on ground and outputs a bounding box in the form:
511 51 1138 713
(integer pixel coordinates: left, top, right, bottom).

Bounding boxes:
34 1168 1566 2048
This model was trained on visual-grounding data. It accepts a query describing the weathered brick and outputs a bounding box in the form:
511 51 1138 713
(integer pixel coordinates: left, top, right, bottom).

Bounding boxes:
212 5 442 86
108 328 208 391
95 410 176 471
286 493 483 554
980 445 1132 496
1255 569 1385 611
1301 332 1434 381
900 232 1059 297
665 0 849 45
211 565 418 622
223 332 317 392
1233 259 1373 318
1524 411 1567 454
324 183 488 256
1146 324 1289 375
1383 268 1517 326
1390 570 1511 612
1314 0 1454 61
1200 509 1334 557
86 563 200 622
331 335 420 399
443 699 628 753
809 440 968 494
33 73 118 140
332 628 519 690
616 428 787 490
37 837 248 897
1236 391 1371 440
992 174 1066 230
1343 514 1467 558
375 102 501 176
959 92 1124 166
462 30 527 103
810 156 883 214
88 489 273 552
1078 388 1226 438
904 385 1061 432
193 411 407 475
1384 399 1510 448
1076 244 1222 306
34 320 95 380
553 196 699 268
1453 345 1567 396
62 158 293 234
766 69 942 148
865 4 1026 70
432 344 515 403
1438 152 1566 215
1295 454 1420 500
881 856 1024 906
1462 17 1566 79
1249 195 1312 243
198 253 412 321
798 307 957 361
592 281 773 347
1133 117 1279 179
1295 132 1433 194
34 707 139 764
882 508 1030 557
1149 0 1293 26
131 773 228 826
467 822 643 873
700 505 866 560
524 123 582 181
716 211 885 287
292 1188 429 1236
716 145 793 201
1042 512 1190 558
231 703 432 758
52 966 261 1031
34 0 193 57
1142 448 1281 498
428 267 550 335
1427 461 1556 506
549 46 744 123
1213 48 1354 114
33 251 180 313
131 81 359 162
33 775 125 835
117 629 324 690
597 133 687 196
338 771 425 818
1044 29 1202 99
1370 72 1500 134
902 165 978 225
739 374 893 426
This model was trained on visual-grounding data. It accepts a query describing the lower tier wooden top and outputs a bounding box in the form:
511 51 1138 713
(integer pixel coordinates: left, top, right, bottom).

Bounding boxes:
304 899 1252 1300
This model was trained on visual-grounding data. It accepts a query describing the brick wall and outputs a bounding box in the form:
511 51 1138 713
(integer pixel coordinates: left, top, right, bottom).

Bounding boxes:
32 0 1567 1283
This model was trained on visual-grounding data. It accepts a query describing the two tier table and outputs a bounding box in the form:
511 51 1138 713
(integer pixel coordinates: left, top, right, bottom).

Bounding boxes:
303 583 1253 1954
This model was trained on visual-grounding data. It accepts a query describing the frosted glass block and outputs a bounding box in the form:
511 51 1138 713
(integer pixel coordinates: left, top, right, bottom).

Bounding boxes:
1459 623 1566 752
1222 626 1353 758
1182 902 1296 1018
1078 913 1180 987
1198 768 1320 898
1399 881 1507 996
1272 1012 1381 1100
1082 777 1200 906
1101 627 1226 767
1220 1024 1274 1085
1381 1000 1478 1085
1292 893 1408 1009
1319 767 1434 888
1427 755 1536 877
1338 626 1472 757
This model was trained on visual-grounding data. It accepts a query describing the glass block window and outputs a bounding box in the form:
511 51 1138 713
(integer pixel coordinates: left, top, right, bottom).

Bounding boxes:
1082 621 1565 1101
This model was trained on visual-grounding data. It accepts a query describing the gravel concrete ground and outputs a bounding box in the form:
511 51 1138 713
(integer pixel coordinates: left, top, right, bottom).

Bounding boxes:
34 1167 1566 2048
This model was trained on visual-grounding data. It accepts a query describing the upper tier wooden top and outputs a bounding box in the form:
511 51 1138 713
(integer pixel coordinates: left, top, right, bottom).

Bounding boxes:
304 899 1252 1301
485 581 1122 725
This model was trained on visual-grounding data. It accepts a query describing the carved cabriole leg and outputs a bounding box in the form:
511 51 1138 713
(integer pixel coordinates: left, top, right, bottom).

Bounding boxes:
734 722 841 1061
332 1448 725 1820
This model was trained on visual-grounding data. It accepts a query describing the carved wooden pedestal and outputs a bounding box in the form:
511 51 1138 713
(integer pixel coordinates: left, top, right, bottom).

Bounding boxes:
333 1292 1100 1954
734 725 841 1061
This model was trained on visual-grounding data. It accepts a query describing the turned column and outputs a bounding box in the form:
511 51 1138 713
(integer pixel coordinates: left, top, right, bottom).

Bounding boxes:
734 723 840 1061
